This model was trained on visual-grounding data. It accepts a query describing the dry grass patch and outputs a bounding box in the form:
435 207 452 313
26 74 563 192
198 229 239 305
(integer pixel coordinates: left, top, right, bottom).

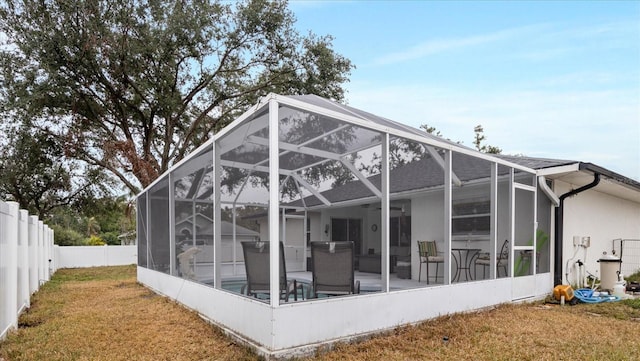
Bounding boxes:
312 302 640 361
2 266 640 361
0 266 255 361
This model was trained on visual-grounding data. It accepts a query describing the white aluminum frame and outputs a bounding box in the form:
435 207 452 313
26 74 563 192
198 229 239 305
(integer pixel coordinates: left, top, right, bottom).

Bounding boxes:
135 93 546 357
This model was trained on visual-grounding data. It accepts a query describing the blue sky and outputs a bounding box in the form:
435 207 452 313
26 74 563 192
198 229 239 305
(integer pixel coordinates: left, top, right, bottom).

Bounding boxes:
290 1 640 181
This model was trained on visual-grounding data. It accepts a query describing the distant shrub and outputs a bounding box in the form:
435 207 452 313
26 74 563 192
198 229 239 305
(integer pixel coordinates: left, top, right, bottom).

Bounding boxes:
626 270 640 283
100 231 120 245
50 224 85 246
85 235 106 246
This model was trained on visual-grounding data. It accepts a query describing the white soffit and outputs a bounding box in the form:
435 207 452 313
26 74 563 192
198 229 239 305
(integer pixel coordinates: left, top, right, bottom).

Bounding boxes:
547 168 640 204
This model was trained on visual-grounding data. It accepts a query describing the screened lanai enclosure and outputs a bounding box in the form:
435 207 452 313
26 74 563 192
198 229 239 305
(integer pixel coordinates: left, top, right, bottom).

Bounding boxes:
137 93 553 357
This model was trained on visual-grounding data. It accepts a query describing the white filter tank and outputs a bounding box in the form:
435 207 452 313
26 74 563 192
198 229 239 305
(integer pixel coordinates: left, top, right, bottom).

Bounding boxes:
598 253 622 291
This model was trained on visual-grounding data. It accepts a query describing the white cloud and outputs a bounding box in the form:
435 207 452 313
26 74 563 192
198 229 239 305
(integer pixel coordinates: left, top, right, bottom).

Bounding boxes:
370 19 638 67
371 24 548 66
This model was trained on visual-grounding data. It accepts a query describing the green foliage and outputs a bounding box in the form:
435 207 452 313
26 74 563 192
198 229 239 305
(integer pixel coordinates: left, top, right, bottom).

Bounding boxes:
47 207 85 233
0 0 353 193
473 125 502 154
514 229 549 276
47 195 136 246
421 124 443 137
99 231 121 245
0 124 110 218
626 270 640 283
50 224 85 246
80 197 132 234
85 235 106 246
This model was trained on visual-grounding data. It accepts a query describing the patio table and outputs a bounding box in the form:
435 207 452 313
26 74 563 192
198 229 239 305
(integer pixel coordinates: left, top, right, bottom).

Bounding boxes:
451 248 481 282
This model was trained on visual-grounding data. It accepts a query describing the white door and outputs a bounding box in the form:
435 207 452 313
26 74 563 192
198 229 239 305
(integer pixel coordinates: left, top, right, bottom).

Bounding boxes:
511 173 537 300
281 209 306 272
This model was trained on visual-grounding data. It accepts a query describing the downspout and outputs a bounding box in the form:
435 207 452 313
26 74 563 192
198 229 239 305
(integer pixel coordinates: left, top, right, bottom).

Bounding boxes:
554 172 600 286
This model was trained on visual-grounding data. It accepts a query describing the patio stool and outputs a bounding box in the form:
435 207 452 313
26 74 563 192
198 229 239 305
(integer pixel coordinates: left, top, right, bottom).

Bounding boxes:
396 261 411 279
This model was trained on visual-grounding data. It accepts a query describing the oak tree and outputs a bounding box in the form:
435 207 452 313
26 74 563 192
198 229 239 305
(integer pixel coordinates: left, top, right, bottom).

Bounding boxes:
0 0 353 193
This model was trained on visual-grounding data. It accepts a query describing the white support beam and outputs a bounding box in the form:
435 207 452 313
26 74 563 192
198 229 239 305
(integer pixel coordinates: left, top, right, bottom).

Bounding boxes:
174 197 214 204
340 158 382 198
514 183 537 192
213 143 223 288
171 151 213 180
293 178 308 209
233 170 255 205
268 100 280 306
508 168 515 278
145 193 151 268
248 135 343 161
279 175 291 196
232 205 238 276
221 201 268 207
290 173 331 206
251 125 352 169
300 124 351 146
270 94 538 174
221 161 323 208
190 166 209 200
426 145 462 186
293 158 334 173
490 163 498 279
343 140 384 158
217 110 270 154
290 138 381 175
168 172 176 276
220 160 293 176
533 176 538 276
381 133 390 292
443 150 452 285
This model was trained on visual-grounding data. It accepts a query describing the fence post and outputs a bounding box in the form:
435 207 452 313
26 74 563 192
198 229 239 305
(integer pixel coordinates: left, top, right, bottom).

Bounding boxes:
0 203 55 340
49 227 55 277
18 209 29 312
4 202 20 336
0 201 11 339
49 228 56 274
45 226 51 281
53 244 60 274
28 216 39 294
38 221 44 285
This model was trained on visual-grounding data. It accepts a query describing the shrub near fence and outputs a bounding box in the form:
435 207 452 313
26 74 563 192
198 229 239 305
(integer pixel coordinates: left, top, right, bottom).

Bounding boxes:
0 201 55 340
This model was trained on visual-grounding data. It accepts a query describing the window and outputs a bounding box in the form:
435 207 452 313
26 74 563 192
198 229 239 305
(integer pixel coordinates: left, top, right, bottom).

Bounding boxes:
390 216 411 247
452 200 490 236
331 218 362 254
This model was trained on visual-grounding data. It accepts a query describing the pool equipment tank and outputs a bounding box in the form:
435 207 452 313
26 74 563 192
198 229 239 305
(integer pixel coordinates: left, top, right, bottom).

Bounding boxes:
597 252 622 291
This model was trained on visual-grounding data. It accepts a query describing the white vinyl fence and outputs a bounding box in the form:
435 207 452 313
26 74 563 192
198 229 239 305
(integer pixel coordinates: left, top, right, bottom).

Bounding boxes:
1 199 138 340
54 245 137 269
0 201 54 340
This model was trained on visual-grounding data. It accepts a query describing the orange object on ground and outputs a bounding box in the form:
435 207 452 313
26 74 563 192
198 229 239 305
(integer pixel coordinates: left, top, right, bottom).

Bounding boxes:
553 284 574 301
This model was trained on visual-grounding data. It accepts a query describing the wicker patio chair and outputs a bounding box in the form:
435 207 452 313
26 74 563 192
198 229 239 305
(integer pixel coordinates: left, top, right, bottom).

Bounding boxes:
417 240 444 284
475 239 509 279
